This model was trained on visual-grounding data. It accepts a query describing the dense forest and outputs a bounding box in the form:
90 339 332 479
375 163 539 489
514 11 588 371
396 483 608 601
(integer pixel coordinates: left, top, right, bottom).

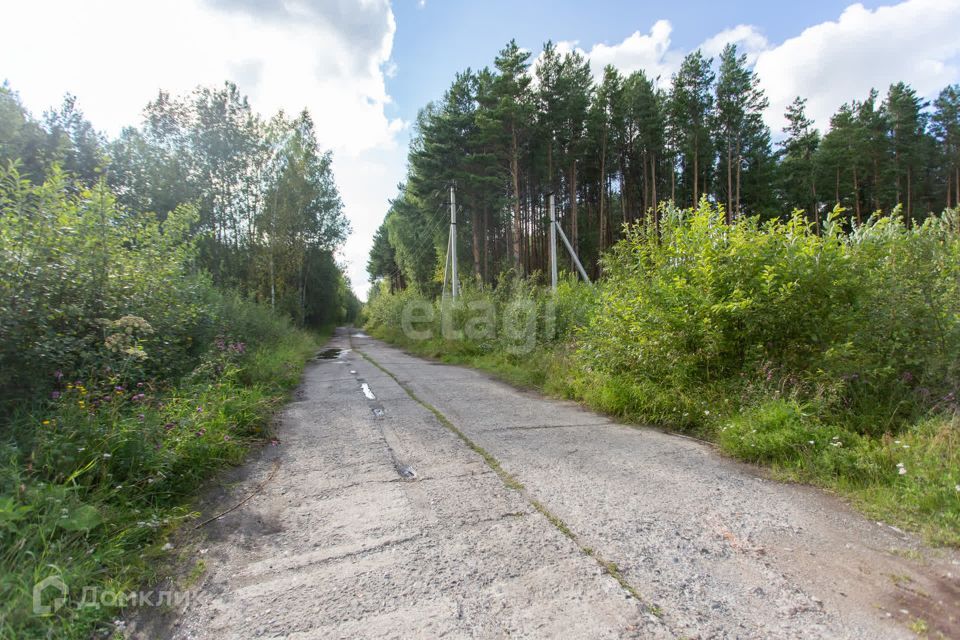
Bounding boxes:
0 80 359 332
368 41 960 291
0 80 358 636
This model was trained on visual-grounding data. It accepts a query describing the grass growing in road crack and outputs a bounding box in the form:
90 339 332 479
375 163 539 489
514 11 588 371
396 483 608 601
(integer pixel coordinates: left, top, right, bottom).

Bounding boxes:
352 342 655 612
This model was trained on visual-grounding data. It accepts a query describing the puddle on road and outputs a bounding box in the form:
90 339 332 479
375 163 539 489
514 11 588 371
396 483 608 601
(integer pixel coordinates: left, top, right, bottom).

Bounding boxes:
361 383 376 400
351 332 369 338
315 348 342 360
395 464 417 480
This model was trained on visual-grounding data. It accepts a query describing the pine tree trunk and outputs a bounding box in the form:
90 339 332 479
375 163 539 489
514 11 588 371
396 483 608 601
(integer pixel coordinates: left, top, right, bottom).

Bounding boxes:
620 153 629 222
640 152 648 220
853 167 861 224
946 167 952 211
735 141 742 220
906 165 912 228
650 150 657 215
894 148 901 206
472 209 481 278
874 159 880 212
693 136 699 206
726 142 733 224
599 128 607 251
569 163 579 256
671 161 676 204
812 175 819 235
652 151 660 237
483 207 489 283
835 166 840 205
511 125 522 272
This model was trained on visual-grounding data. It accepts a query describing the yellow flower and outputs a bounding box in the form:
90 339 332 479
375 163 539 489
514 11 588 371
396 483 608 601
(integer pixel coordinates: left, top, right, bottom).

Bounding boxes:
42 420 50 425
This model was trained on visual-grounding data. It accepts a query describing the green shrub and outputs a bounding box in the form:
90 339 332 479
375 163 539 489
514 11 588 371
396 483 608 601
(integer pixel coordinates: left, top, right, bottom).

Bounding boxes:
580 201 960 435
0 165 322 637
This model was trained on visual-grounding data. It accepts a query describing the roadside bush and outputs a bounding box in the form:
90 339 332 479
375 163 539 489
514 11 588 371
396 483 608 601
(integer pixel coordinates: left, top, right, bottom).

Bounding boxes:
0 166 213 407
0 166 320 637
579 201 960 435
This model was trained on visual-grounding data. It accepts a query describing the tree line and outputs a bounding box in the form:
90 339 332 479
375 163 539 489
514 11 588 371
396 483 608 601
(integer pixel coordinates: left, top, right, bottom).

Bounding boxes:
0 80 359 327
368 40 960 292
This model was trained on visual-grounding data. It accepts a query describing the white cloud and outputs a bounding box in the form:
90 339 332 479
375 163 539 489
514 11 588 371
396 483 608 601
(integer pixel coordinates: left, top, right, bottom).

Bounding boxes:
585 20 678 84
538 0 960 137
0 0 407 296
532 21 679 87
699 24 769 65
336 149 406 301
754 0 960 133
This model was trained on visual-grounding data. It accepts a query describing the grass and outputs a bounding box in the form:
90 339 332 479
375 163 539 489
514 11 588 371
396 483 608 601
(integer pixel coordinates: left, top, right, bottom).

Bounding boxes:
368 324 960 547
0 328 321 639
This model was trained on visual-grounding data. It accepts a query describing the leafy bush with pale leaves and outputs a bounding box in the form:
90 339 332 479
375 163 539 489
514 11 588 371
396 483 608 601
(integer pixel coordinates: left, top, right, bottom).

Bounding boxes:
579 201 960 434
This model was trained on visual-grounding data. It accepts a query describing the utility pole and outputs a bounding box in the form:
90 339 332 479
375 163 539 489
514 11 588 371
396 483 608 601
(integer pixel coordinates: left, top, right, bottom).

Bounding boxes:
449 185 458 299
441 230 450 302
548 191 591 287
549 193 558 292
556 220 591 284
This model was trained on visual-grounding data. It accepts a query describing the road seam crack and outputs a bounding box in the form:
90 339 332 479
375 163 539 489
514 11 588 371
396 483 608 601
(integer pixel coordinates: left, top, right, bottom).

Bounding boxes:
351 338 659 617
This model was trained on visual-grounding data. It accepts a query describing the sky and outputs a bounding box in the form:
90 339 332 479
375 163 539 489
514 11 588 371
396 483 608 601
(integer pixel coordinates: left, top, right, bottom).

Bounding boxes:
2 0 960 298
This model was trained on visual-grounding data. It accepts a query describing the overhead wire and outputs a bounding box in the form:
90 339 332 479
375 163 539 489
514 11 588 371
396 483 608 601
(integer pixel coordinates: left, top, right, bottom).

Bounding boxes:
377 192 454 287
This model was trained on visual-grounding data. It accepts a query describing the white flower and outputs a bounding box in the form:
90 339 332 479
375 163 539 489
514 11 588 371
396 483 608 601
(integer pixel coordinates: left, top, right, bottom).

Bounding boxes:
896 463 907 475
955 485 960 492
162 542 174 551
808 440 815 445
102 453 112 459
704 410 710 416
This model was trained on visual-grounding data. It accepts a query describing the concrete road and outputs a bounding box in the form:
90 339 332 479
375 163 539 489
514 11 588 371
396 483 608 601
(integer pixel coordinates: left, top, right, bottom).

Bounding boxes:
136 328 959 639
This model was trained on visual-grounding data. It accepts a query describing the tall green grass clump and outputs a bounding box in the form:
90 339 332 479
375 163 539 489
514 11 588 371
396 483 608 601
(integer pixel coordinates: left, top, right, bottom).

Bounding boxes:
0 166 319 637
365 275 595 388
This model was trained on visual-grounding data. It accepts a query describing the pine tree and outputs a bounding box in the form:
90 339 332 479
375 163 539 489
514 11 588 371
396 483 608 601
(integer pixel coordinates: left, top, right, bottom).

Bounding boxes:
713 44 771 221
932 85 960 210
886 82 927 225
587 65 623 253
620 70 664 227
489 40 534 272
777 97 820 225
668 50 714 207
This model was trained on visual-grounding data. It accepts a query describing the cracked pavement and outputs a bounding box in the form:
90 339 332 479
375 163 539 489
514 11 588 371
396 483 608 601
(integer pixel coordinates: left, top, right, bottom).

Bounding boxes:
132 328 960 639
